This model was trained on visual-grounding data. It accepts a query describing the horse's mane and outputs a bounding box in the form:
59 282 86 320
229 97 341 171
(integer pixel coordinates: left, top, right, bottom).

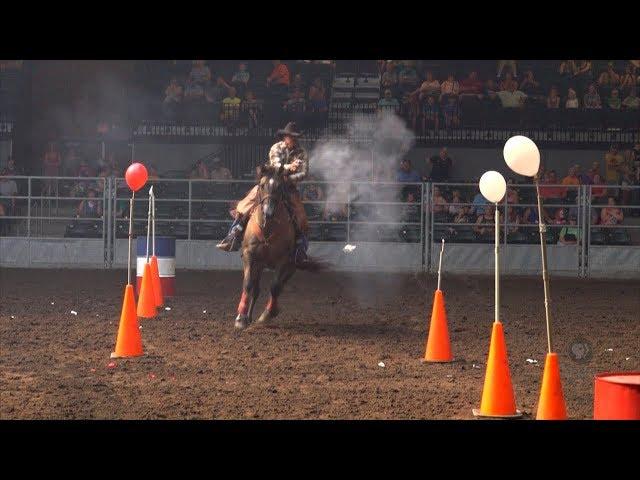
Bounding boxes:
255 164 282 182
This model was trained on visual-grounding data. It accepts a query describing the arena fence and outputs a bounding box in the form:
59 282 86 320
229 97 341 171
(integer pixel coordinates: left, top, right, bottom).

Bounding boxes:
1 176 638 277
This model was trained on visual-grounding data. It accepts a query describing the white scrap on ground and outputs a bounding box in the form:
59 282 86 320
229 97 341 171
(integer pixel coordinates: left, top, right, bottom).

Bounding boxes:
606 348 613 352
377 361 385 368
51 302 55 305
526 358 538 364
165 307 171 311
626 357 631 361
472 363 481 369
203 310 207 314
70 310 78 316
343 244 357 253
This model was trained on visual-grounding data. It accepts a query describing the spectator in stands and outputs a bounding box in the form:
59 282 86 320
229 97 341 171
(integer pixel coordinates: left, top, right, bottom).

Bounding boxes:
600 196 624 224
205 76 228 104
506 207 522 234
184 79 205 103
472 189 488 216
231 62 250 92
440 73 460 101
441 96 460 127
573 60 593 91
422 95 440 131
583 83 602 109
474 204 496 240
76 158 93 178
322 201 348 222
5 156 21 176
398 61 419 94
221 86 242 126
428 148 452 182
558 60 577 91
76 189 102 218
518 70 542 96
431 186 448 214
546 86 561 109
266 60 290 97
378 89 400 113
301 177 324 203
606 89 622 109
459 71 483 96
599 62 620 89
0 169 18 215
210 158 232 181
591 172 607 203
381 62 399 94
448 189 465 216
499 72 518 92
540 170 565 200
242 90 260 128
562 165 580 189
506 183 519 208
284 88 307 119
453 205 472 224
417 71 441 99
189 60 211 85
558 216 580 245
497 61 517 78
290 73 306 98
482 79 500 107
163 77 183 117
42 142 62 197
605 144 624 184
497 82 527 108
619 63 636 96
576 164 592 185
565 88 580 109
622 87 639 109
551 208 568 225
308 78 328 124
189 159 210 180
396 158 421 183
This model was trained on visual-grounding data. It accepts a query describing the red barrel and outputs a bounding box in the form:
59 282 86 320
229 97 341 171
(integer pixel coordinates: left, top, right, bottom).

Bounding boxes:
593 372 640 420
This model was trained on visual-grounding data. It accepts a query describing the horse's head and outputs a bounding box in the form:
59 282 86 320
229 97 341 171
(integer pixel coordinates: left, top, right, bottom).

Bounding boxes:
256 164 286 227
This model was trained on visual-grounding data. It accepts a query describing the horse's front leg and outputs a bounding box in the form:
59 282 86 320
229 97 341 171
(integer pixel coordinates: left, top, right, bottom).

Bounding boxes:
235 260 259 330
257 262 295 324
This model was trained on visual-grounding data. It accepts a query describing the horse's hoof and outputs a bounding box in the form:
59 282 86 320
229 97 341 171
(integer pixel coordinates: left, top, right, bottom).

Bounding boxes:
257 307 279 324
234 314 251 330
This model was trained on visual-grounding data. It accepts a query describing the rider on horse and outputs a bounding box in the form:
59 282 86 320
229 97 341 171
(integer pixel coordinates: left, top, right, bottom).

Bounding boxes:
216 121 310 264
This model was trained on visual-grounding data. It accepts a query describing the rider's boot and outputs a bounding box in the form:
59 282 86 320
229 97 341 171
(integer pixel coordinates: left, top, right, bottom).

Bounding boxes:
293 231 309 265
216 215 247 252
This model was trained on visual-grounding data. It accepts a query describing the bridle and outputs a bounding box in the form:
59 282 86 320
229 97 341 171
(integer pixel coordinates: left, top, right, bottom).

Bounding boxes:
257 176 286 231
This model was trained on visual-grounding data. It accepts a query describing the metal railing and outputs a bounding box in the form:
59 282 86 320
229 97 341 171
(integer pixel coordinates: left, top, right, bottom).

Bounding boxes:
1 175 639 276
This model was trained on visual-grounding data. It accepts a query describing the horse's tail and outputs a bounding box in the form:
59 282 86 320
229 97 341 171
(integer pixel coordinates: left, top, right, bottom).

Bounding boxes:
296 256 330 273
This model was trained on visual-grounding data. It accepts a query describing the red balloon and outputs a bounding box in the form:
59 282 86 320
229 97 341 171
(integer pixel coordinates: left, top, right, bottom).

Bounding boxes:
125 162 148 192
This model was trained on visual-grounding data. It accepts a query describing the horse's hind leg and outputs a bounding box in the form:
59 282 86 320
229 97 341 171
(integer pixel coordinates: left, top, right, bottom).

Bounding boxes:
257 262 295 324
235 260 261 329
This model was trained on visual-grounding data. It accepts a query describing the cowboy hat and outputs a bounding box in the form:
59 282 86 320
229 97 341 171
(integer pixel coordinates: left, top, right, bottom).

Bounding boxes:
277 122 303 137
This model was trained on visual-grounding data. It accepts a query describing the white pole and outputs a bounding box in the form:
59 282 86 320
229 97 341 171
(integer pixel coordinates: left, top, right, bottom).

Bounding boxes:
145 186 152 263
151 189 156 257
437 238 445 291
127 192 134 286
495 203 500 323
535 177 553 353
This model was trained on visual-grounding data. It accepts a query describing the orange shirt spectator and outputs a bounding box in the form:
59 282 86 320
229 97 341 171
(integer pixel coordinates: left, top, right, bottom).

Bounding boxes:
267 60 290 86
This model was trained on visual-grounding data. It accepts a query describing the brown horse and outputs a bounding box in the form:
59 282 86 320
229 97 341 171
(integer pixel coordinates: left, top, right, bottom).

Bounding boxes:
234 164 324 329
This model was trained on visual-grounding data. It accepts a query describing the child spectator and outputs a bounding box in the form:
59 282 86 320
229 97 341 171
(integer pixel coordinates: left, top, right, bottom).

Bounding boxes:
422 95 440 131
565 88 579 108
441 96 460 127
600 197 624 224
242 90 260 128
558 216 580 245
518 70 542 96
499 71 518 92
607 89 622 109
583 83 602 109
231 62 250 93
378 89 400 113
459 71 483 95
417 71 441 99
221 87 242 125
546 86 561 109
210 158 233 181
308 78 328 114
440 73 460 101
76 189 102 218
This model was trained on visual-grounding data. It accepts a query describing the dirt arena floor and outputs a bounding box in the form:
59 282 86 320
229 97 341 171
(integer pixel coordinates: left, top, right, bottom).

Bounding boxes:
1 267 638 420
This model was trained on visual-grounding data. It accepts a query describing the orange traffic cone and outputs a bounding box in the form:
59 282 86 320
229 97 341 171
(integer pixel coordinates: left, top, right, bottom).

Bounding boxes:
473 322 522 418
149 255 163 308
536 352 567 420
421 289 453 362
111 284 143 358
137 262 157 318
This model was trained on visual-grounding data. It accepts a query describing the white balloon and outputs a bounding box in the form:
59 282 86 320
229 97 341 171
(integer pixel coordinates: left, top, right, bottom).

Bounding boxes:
479 171 506 203
503 135 540 177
